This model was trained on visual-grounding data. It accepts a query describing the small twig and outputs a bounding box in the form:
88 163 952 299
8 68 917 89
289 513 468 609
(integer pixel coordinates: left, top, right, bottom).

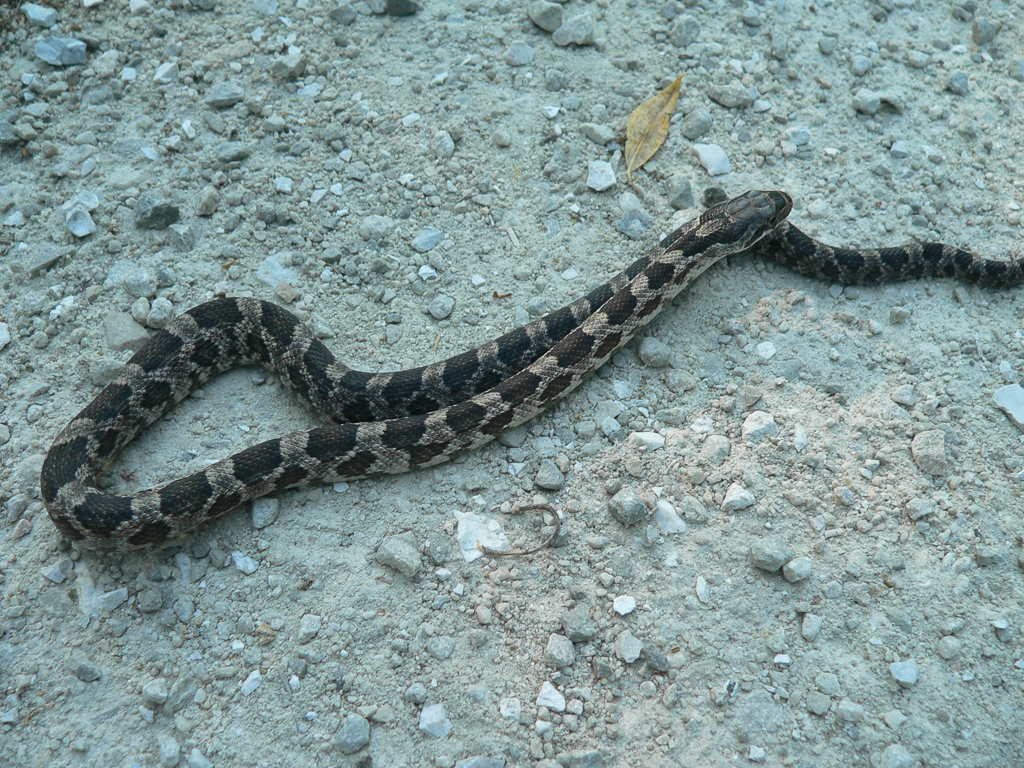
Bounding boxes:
482 503 561 557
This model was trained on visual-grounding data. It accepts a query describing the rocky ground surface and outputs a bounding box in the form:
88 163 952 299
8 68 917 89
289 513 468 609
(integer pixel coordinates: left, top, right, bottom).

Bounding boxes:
1 0 1024 767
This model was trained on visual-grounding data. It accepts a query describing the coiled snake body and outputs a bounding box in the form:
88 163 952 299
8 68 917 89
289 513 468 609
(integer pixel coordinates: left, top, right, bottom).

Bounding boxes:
41 190 1022 549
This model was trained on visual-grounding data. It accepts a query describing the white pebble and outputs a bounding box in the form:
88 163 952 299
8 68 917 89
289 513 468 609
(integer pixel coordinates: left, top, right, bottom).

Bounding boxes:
586 160 616 191
418 703 452 738
722 483 755 511
240 669 262 696
691 143 731 175
231 551 258 574
536 681 566 712
613 595 636 615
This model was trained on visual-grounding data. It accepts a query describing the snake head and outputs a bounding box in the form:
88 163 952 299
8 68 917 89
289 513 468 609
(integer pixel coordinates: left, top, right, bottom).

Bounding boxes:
696 190 793 250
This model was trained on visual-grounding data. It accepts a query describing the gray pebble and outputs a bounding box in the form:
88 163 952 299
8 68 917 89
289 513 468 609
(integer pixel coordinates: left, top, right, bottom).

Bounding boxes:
561 604 598 642
580 122 615 146
910 429 947 474
545 633 575 668
801 614 823 640
805 691 831 716
428 295 455 320
818 36 838 55
1011 59 1024 83
668 176 694 209
206 81 245 109
492 129 512 148
552 13 595 46
888 658 919 688
852 88 880 115
616 208 652 239
535 459 565 490
298 613 322 643
680 108 712 141
708 83 754 109
158 734 180 768
878 745 914 768
251 497 280 529
741 411 778 443
691 143 730 175
187 749 213 768
24 3 58 27
35 37 86 66
72 661 102 682
608 487 647 526
65 206 96 238
103 312 149 352
936 635 962 659
638 337 671 367
135 194 180 230
405 682 428 705
153 62 179 84
505 41 535 66
335 713 370 754
837 699 864 723
124 269 158 298
722 482 754 511
668 14 700 47
271 53 307 80
976 544 1004 567
971 18 999 45
750 539 792 572
358 215 393 240
586 160 616 191
216 142 250 164
376 532 421 576
945 70 969 96
615 630 644 663
143 677 169 706
528 0 563 32
412 226 446 253
851 54 872 76
783 556 813 583
431 130 455 158
993 384 1024 428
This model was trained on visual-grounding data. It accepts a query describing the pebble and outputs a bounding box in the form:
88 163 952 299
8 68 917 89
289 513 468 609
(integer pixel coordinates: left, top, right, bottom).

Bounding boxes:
158 734 180 767
805 691 831 716
135 194 180 229
741 411 778 443
103 312 149 352
608 487 647 526
412 226 446 253
561 604 598 642
680 108 712 141
153 62 179 84
544 634 575 668
428 295 455 320
993 384 1024 428
878 745 914 768
722 483 755 512
231 551 258 574
910 430 947 475
206 81 244 108
888 658 919 688
668 15 700 47
431 130 455 158
792 424 808 452
801 614 823 640
586 161 616 191
691 143 731 176
536 681 566 711
936 635 962 660
615 631 644 663
837 699 864 723
552 13 595 46
851 54 872 76
581 122 615 145
782 556 813 583
72 661 102 682
668 176 694 209
35 37 86 66
528 1 563 32
187 748 213 768
505 41 535 67
750 539 792 572
142 678 168 706
336 713 370 754
240 669 262 696
298 614 322 643
251 497 280 529
626 432 664 451
971 18 999 45
419 703 452 738
707 83 754 109
534 460 565 490
945 70 969 95
270 54 306 81
638 337 671 367
654 499 686 534
358 215 394 240
24 3 57 26
65 206 96 238
617 208 652 239
613 595 636 615
376 532 421 576
852 88 880 115
0 323 11 351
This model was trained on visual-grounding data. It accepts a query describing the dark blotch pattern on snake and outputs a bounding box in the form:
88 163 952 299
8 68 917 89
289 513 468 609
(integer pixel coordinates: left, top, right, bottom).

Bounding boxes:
41 190 1022 549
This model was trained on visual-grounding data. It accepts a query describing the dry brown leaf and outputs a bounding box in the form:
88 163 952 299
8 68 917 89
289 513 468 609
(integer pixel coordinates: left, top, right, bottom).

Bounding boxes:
625 76 683 181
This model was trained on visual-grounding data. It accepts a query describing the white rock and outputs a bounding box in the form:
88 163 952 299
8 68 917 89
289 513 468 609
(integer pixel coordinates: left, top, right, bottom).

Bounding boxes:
0 323 10 352
586 160 616 191
298 614 322 643
615 630 644 663
695 575 710 603
418 703 452 738
755 341 776 360
691 143 731 175
783 556 813 582
613 595 636 615
240 670 262 696
741 410 779 443
536 681 566 712
722 483 755 511
654 499 687 535
626 431 665 451
499 697 521 720
888 658 919 688
994 384 1024 428
455 512 510 562
231 551 258 574
793 423 808 452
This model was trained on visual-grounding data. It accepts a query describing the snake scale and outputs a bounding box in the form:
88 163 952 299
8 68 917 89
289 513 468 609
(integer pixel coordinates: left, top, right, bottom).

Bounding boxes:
41 190 1023 550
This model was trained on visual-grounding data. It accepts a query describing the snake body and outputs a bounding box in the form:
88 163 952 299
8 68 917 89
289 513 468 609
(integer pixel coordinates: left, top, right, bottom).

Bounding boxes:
41 190 1022 549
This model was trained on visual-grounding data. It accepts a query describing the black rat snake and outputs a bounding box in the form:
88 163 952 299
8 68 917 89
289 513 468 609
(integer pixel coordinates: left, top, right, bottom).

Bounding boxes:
40 190 1022 549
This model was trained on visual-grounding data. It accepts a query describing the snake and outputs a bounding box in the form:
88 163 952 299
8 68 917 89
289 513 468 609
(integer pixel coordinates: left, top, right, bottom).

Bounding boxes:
40 190 1023 550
